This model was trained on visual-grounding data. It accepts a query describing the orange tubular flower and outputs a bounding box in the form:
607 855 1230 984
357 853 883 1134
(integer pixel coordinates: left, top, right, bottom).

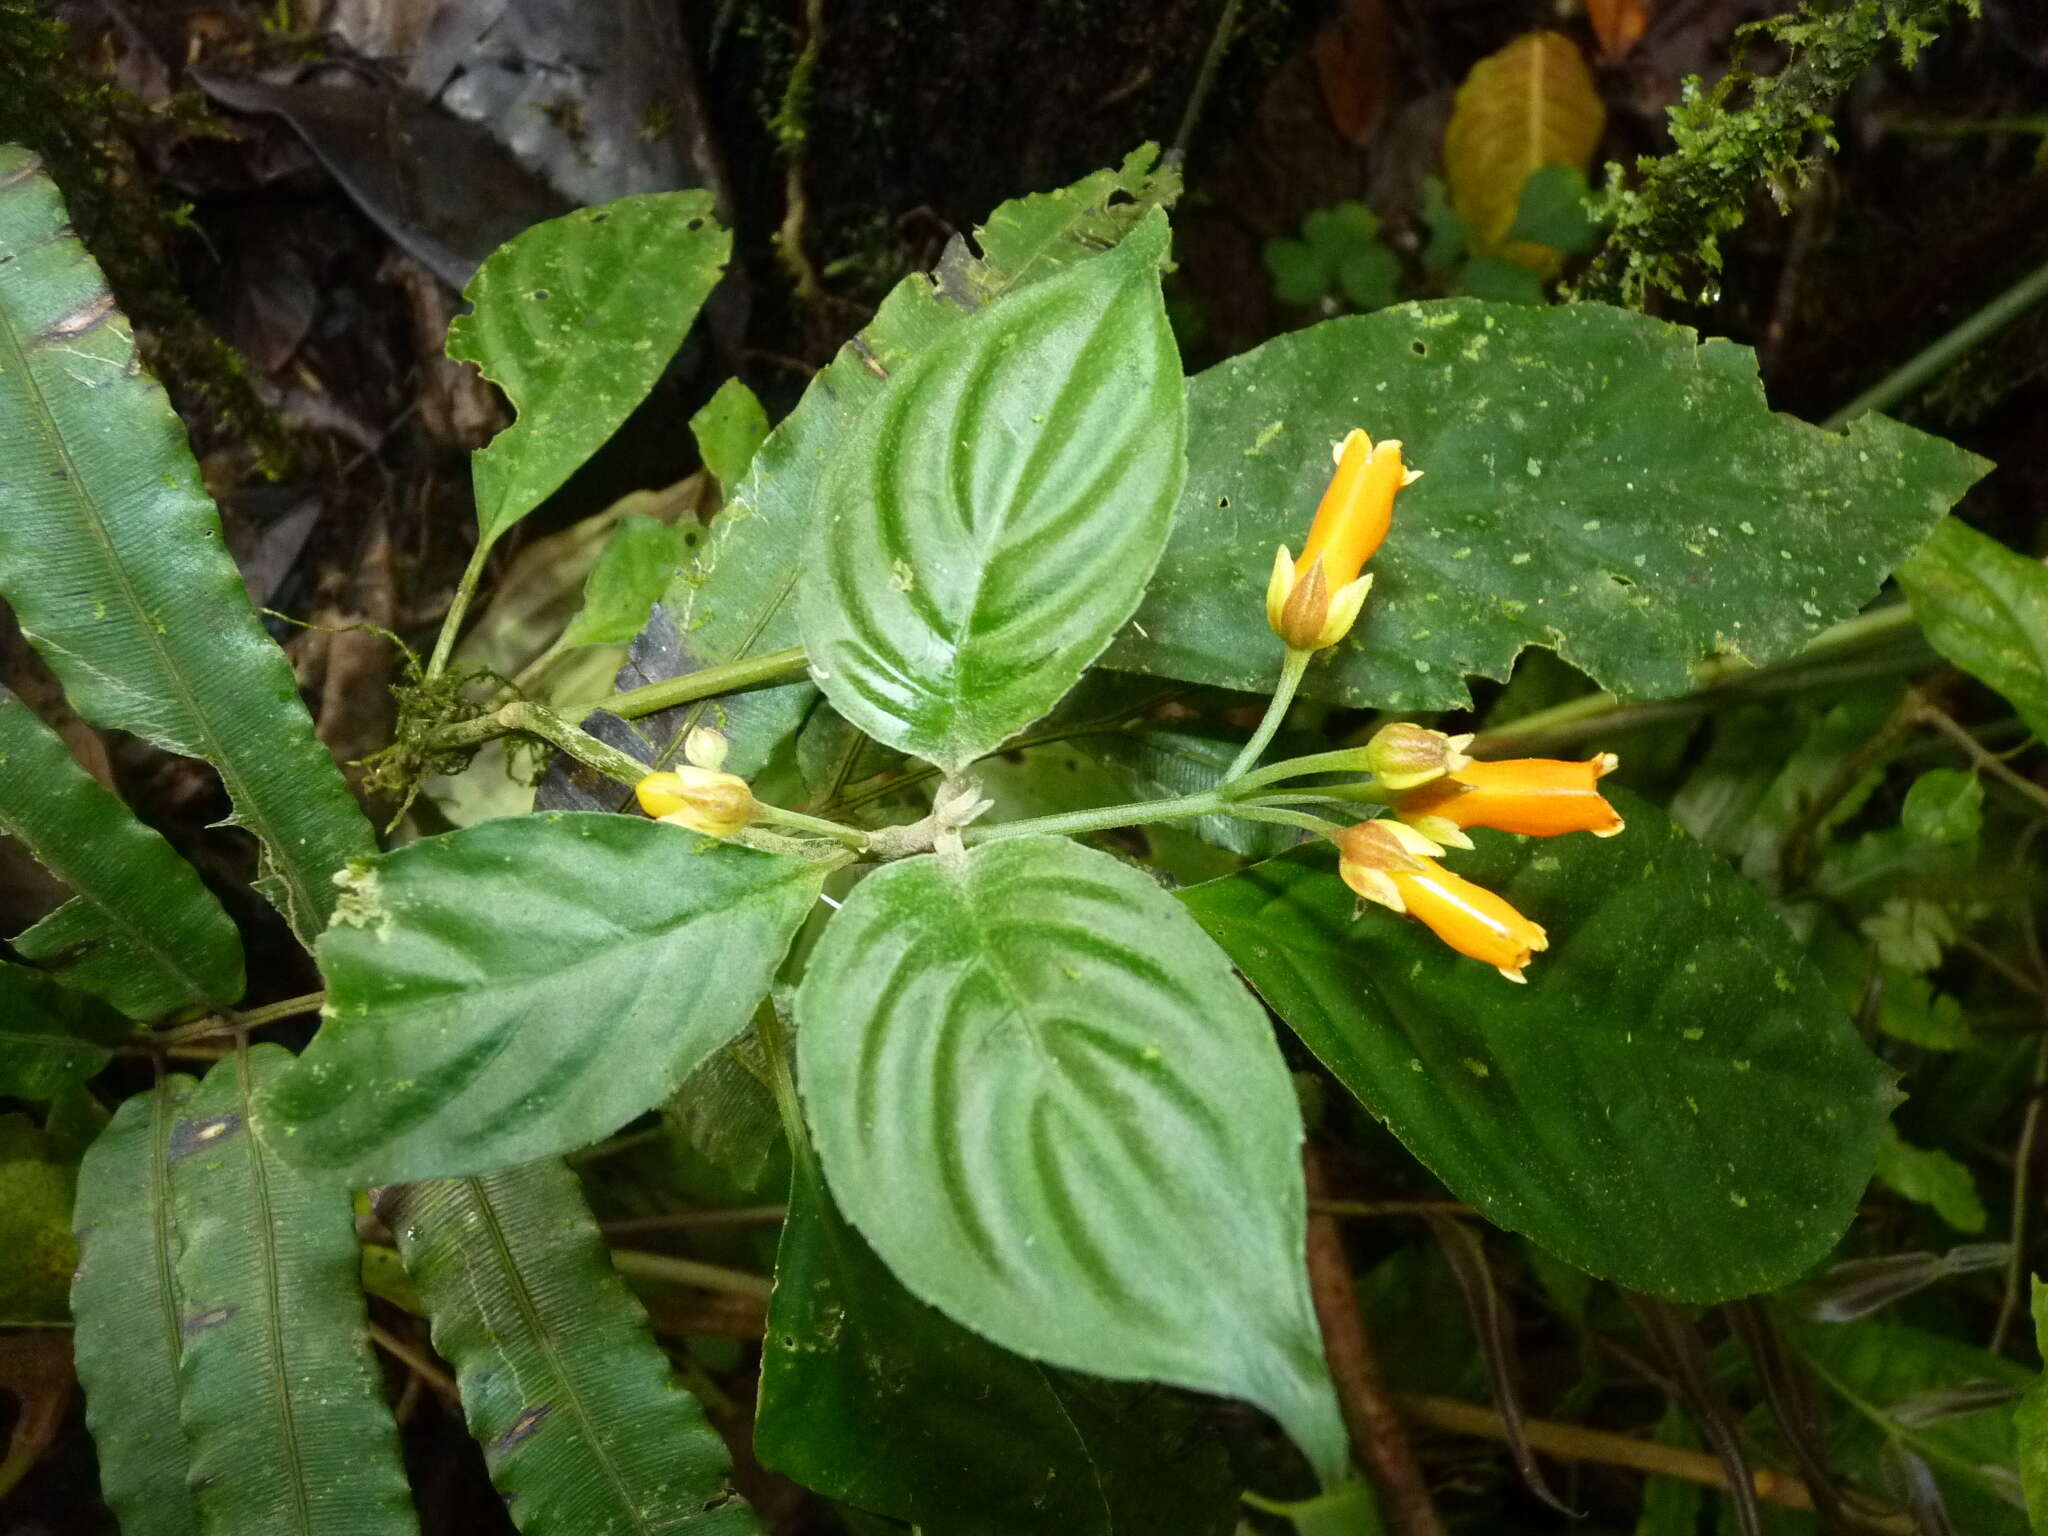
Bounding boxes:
1336 821 1549 983
1397 754 1624 843
1266 429 1421 652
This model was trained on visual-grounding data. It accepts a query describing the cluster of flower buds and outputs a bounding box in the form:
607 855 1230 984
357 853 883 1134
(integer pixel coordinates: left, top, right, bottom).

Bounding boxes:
1265 428 1625 980
1336 723 1623 982
633 727 756 839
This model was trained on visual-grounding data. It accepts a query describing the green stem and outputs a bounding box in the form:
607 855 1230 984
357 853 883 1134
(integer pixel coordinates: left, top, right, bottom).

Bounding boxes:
1222 646 1312 785
1228 745 1383 797
1229 805 1346 837
750 801 870 851
499 702 650 786
1824 253 2048 429
563 645 811 724
964 790 1226 846
1470 602 1921 753
608 1249 774 1301
1173 0 1245 158
425 542 492 682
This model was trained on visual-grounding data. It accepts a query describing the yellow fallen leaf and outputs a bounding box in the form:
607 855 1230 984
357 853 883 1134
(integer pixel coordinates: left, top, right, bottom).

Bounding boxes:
1443 30 1606 271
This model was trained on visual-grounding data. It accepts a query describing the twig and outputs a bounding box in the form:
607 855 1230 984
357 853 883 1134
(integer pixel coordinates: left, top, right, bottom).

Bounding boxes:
150 991 326 1047
1173 0 1246 161
608 1249 774 1301
600 1206 787 1238
1776 690 1920 893
1912 701 2048 818
1303 1145 1447 1536
1309 1198 1474 1220
1395 1396 1912 1532
369 1322 460 1407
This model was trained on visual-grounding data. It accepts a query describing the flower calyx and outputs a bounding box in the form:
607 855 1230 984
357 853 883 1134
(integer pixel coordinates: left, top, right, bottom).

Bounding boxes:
1265 429 1420 652
635 767 756 839
1363 722 1474 792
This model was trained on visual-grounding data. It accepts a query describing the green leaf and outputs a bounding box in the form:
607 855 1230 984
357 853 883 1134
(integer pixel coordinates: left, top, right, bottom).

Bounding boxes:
261 815 823 1183
0 146 374 942
449 191 730 550
1265 237 1331 307
759 1157 1237 1535
0 1113 75 1322
1793 1317 2028 1535
379 1159 757 1535
0 962 126 1098
1902 768 1985 845
689 378 770 497
801 211 1184 773
71 1078 202 1536
1179 790 1896 1302
559 515 690 650
1873 1124 1986 1233
1454 256 1547 304
2017 1280 2048 1527
1336 245 1400 311
1634 1409 1704 1536
169 1046 419 1536
794 834 1345 1482
1899 518 2048 742
0 689 243 1017
1108 302 1991 711
1508 164 1599 254
1420 179 1470 270
647 148 1181 777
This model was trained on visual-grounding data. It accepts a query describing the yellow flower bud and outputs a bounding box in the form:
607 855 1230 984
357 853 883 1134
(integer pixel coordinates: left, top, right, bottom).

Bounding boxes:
1363 722 1474 792
682 726 731 773
634 768 755 838
1265 429 1420 651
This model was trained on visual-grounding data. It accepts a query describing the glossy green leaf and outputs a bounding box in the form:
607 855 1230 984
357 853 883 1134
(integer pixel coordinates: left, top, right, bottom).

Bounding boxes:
640 148 1180 777
0 1113 74 1322
71 1078 201 1536
1902 768 1984 845
0 962 125 1098
169 1046 418 1536
0 146 374 943
449 191 729 549
0 689 242 1017
690 378 769 497
1108 301 1990 711
759 1157 1238 1535
2016 1280 2048 1527
801 210 1183 773
1180 790 1896 1302
559 514 690 650
1898 516 2048 742
379 1159 757 1535
261 814 823 1183
795 834 1346 1482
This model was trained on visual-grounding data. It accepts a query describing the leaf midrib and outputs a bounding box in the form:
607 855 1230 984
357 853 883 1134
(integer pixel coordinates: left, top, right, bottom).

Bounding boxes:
463 1176 655 1532
236 1047 315 1536
0 234 327 937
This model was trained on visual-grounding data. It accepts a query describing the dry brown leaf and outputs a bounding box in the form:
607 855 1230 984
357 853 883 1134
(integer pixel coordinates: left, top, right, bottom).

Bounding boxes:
1312 0 1395 149
1587 0 1650 63
1443 30 1606 270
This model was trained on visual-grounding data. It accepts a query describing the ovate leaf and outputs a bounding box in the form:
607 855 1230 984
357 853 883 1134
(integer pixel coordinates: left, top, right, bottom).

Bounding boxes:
801 211 1184 773
0 963 126 1099
1110 303 1990 712
795 834 1345 1482
1898 517 2048 742
1901 769 1984 846
759 1158 1237 1535
558 514 691 650
261 815 823 1183
0 146 373 942
379 1159 757 1535
0 688 242 1017
449 191 730 549
1180 790 1896 1302
689 378 769 498
1443 31 1604 267
170 1047 418 1536
641 148 1181 777
71 1079 201 1536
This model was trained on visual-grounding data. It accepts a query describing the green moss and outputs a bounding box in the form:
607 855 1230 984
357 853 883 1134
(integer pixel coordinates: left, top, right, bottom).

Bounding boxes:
1577 0 1980 307
0 3 291 472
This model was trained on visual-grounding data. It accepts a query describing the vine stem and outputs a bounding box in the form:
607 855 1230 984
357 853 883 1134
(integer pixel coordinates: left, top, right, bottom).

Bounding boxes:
1823 252 2048 429
1172 0 1245 159
424 542 492 683
1222 645 1312 784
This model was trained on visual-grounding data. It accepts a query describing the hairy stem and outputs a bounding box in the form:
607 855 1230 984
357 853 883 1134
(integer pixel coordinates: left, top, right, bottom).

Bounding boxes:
1222 645 1312 784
